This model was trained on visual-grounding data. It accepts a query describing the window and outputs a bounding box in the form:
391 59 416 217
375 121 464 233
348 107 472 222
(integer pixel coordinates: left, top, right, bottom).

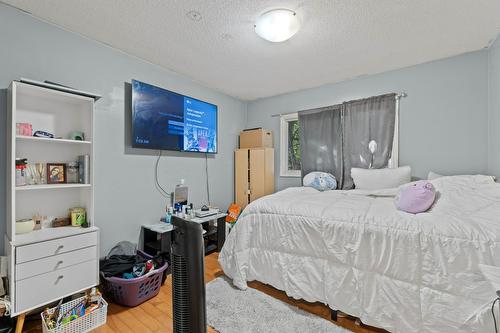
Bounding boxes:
280 113 301 177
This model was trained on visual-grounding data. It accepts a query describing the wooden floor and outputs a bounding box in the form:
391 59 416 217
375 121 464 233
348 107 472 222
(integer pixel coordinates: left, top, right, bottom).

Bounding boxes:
24 252 385 333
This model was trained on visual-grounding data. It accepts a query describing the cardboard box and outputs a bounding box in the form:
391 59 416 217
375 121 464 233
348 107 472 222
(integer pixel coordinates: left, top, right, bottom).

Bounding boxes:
240 128 273 148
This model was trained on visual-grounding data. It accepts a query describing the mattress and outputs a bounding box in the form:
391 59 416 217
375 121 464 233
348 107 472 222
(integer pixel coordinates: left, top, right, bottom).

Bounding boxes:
219 175 500 332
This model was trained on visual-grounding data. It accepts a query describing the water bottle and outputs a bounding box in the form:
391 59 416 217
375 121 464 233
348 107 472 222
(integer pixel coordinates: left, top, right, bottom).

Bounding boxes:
166 206 173 224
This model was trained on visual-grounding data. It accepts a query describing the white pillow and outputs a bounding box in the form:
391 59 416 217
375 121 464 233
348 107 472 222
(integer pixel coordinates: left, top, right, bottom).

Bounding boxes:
427 171 443 180
351 166 412 190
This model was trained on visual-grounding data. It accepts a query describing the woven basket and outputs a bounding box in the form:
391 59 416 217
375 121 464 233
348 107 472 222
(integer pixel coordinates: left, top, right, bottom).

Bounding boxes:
41 295 107 333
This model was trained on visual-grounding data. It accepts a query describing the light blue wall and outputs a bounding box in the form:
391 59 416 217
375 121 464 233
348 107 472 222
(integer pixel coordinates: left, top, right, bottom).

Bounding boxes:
0 4 247 256
247 51 490 190
1 3 498 256
488 37 500 177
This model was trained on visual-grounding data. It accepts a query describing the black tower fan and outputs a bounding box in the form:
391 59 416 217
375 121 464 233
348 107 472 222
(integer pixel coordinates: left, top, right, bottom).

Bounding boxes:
171 216 207 333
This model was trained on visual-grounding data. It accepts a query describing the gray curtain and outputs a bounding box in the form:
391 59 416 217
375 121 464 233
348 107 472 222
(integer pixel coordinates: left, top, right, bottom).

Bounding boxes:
342 93 396 189
298 93 396 189
299 105 343 182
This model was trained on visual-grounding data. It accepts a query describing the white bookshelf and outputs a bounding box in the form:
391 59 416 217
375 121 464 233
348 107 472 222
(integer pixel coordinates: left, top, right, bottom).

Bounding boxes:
7 81 95 242
6 80 101 317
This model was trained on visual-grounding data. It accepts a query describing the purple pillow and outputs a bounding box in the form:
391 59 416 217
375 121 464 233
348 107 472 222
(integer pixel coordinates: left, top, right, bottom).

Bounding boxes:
395 180 436 214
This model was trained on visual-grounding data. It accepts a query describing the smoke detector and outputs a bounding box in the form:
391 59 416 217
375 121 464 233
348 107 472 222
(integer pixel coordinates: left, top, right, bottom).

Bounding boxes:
186 10 202 22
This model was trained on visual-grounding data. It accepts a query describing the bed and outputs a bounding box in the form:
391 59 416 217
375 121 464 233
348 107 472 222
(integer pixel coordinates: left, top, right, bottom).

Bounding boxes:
219 175 500 332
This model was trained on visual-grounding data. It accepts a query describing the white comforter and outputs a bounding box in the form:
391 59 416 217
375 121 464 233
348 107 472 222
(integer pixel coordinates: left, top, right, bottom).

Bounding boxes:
219 175 500 333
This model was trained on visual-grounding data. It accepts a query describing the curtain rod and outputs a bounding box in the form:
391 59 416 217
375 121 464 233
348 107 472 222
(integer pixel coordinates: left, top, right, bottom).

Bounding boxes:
270 92 407 118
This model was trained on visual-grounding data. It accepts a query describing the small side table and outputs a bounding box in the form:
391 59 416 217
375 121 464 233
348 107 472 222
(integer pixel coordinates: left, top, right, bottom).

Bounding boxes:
142 223 174 275
141 213 227 273
142 223 173 254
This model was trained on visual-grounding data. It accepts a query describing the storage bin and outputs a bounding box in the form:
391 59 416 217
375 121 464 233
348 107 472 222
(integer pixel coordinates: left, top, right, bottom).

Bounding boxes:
41 295 107 333
101 250 168 307
239 128 273 148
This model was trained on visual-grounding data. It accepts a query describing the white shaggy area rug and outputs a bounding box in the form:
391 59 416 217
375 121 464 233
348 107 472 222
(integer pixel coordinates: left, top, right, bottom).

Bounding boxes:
206 277 352 333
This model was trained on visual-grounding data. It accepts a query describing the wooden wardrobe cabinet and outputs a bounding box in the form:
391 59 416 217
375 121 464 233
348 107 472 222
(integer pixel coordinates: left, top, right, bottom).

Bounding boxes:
235 148 274 208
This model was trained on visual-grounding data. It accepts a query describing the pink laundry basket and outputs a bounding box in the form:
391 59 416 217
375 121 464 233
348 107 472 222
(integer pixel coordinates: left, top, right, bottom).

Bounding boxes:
101 250 168 307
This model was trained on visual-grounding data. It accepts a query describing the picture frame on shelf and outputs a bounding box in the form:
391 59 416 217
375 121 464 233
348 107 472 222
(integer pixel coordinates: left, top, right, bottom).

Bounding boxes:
46 163 67 184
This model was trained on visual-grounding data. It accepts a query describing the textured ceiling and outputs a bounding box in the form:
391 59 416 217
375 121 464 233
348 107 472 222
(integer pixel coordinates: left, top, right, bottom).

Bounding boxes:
3 0 500 100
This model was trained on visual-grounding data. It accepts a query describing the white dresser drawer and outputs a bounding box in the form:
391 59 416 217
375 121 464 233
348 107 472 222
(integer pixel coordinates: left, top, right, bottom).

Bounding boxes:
16 246 97 281
15 259 97 314
16 231 97 264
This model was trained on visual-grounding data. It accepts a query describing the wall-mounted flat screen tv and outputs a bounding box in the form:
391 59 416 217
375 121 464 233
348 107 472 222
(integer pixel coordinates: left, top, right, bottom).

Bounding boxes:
132 79 218 153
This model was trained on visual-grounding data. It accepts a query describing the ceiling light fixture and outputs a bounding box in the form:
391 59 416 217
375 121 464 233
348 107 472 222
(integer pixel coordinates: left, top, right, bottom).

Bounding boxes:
254 9 300 43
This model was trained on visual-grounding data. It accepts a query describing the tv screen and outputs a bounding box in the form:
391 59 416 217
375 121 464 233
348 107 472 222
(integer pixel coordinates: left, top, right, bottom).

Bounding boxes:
132 79 218 153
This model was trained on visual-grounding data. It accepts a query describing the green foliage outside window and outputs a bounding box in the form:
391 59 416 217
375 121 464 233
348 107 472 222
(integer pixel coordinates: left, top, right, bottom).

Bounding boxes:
287 120 301 170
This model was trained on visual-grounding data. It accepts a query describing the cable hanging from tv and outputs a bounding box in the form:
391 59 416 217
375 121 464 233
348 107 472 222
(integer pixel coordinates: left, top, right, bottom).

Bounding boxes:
155 150 171 198
205 153 210 205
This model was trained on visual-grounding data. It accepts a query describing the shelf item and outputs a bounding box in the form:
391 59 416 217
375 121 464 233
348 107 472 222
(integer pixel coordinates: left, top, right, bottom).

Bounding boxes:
78 154 90 184
145 240 162 251
6 80 98 317
67 162 79 183
204 227 217 237
15 219 34 235
15 183 91 191
190 212 227 224
205 243 218 254
16 135 92 145
235 148 274 209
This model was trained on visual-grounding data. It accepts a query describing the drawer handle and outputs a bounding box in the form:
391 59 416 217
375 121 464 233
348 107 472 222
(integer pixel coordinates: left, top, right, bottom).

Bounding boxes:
56 260 63 267
56 275 64 282
56 245 64 252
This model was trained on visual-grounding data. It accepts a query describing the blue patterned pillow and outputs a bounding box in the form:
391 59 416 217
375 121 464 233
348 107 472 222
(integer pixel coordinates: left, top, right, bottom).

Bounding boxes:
303 172 337 191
